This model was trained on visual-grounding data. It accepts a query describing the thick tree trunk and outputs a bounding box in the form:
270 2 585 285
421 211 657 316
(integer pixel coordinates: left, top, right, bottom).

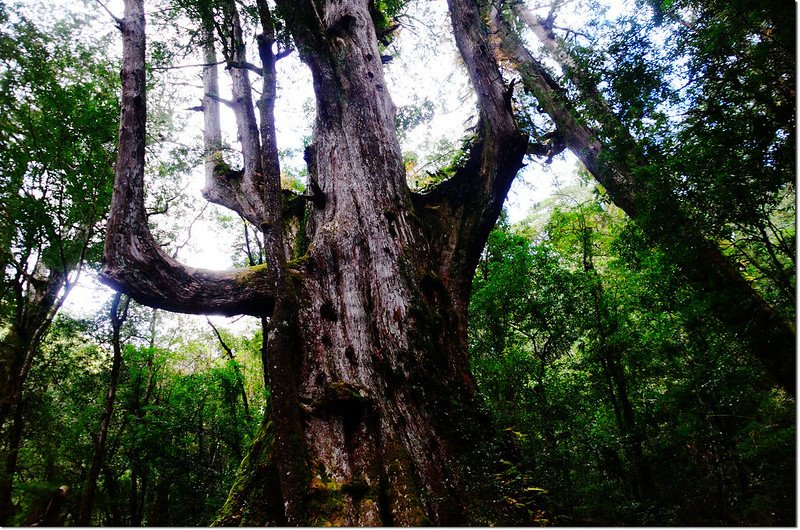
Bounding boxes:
106 0 527 525
217 0 525 522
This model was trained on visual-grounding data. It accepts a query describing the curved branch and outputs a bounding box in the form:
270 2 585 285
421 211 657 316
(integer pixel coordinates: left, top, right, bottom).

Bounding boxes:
101 0 276 317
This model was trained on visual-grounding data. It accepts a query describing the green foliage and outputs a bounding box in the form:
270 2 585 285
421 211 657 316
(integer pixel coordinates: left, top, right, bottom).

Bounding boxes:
395 98 435 140
560 0 795 318
369 0 405 46
0 5 118 325
10 304 266 526
470 194 794 525
406 131 479 190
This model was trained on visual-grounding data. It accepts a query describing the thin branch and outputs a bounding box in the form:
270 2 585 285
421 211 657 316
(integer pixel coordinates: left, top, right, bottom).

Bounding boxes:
275 48 294 61
552 24 590 40
93 0 123 28
170 202 210 259
152 60 225 71
242 217 258 266
206 316 252 420
206 317 236 359
227 60 264 76
206 93 237 109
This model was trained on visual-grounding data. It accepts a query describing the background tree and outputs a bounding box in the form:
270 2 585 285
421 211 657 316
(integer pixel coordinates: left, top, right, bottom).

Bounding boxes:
490 0 795 393
6 293 265 525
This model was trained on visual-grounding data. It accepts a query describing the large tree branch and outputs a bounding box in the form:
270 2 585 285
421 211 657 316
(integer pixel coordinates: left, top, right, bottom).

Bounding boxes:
448 0 517 136
101 0 276 317
254 0 288 251
419 0 526 293
508 1 622 142
491 4 640 212
199 26 256 224
198 3 269 227
446 0 527 212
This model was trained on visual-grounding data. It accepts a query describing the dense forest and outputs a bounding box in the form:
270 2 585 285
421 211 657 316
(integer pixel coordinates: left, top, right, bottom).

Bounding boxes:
0 0 794 526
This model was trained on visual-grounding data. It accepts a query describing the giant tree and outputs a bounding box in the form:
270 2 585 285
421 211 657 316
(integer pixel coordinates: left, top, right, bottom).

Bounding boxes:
102 0 529 525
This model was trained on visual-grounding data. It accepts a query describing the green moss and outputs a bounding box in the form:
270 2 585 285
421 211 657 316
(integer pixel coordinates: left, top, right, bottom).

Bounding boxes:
325 381 368 402
308 476 347 526
292 202 310 260
286 239 314 272
307 475 386 526
211 151 232 175
233 263 270 285
213 420 280 526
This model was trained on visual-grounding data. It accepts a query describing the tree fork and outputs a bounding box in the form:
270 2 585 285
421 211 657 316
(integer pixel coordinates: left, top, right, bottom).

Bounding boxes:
107 0 532 525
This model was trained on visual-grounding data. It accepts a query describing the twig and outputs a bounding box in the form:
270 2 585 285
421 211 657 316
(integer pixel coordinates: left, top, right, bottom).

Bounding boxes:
152 60 225 71
206 317 235 359
171 202 210 259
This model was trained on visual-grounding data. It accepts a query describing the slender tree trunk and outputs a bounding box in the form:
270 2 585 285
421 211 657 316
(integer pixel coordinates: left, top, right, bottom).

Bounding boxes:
102 464 123 526
0 266 68 526
0 267 67 430
578 216 654 503
137 469 148 526
532 352 575 507
128 466 140 527
0 400 23 525
149 476 171 526
597 346 654 502
76 294 129 525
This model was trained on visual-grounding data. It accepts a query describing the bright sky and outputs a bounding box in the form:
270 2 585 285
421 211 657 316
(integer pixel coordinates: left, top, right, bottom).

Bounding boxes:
58 0 614 324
